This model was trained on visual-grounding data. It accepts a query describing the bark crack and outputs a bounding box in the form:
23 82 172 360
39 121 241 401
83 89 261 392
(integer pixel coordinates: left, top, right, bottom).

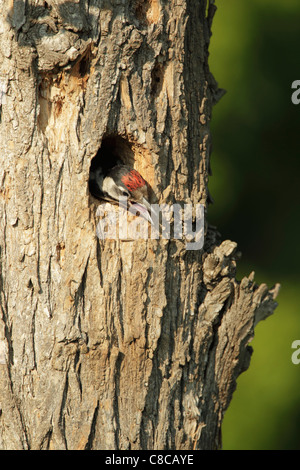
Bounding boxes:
84 400 99 450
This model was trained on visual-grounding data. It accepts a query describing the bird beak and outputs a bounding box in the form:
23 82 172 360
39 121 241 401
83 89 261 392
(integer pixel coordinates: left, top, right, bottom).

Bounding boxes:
129 197 157 226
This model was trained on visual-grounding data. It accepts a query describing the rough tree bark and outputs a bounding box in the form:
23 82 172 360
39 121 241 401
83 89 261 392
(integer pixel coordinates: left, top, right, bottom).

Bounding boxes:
0 0 279 450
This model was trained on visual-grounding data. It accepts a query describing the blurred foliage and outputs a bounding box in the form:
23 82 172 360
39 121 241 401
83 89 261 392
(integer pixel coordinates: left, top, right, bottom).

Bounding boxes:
208 0 300 449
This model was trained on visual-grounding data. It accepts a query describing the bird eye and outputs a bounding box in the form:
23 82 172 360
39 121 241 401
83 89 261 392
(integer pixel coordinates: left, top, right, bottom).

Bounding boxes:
117 185 130 197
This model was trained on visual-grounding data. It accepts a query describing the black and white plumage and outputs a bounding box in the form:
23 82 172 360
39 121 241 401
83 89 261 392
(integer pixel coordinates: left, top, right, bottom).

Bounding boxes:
89 164 154 224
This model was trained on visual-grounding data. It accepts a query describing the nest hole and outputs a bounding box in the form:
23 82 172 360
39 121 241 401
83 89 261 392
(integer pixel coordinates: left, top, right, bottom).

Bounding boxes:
91 135 134 171
89 135 135 199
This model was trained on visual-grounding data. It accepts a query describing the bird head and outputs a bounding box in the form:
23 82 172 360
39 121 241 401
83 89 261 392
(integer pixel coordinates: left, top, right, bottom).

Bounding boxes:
102 165 155 225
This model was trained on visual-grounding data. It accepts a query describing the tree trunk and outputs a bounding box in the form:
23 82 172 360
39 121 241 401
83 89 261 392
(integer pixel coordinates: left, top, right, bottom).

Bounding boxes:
0 0 279 450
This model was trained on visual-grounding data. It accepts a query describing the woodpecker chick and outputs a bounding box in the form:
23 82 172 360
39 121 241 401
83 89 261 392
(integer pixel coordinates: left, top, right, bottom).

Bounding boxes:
89 164 154 225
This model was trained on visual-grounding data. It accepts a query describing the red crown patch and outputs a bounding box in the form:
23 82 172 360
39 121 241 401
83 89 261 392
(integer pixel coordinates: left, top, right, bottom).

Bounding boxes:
121 170 146 192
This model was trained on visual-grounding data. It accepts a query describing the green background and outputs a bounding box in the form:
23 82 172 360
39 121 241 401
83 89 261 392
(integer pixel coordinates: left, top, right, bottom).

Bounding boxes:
208 0 300 449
